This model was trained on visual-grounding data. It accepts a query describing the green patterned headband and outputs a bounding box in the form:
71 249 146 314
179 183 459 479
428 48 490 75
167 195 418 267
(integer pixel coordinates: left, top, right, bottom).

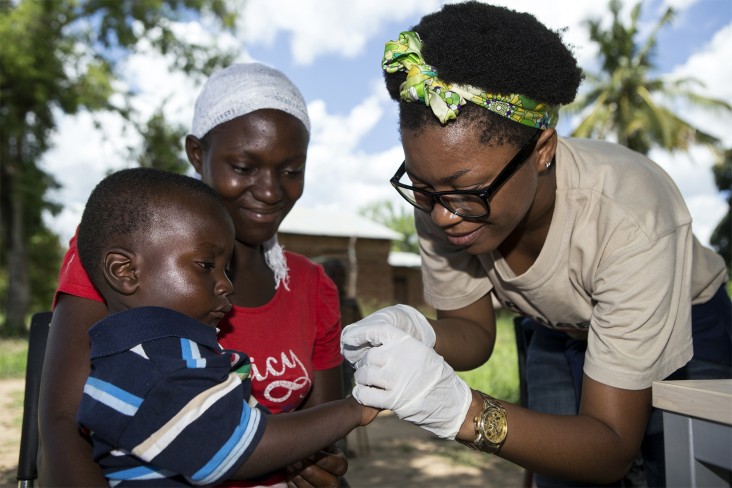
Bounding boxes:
382 31 559 129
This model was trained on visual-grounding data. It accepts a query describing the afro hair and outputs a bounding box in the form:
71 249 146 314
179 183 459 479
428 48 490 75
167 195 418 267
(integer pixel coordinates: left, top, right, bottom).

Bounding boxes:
384 1 583 146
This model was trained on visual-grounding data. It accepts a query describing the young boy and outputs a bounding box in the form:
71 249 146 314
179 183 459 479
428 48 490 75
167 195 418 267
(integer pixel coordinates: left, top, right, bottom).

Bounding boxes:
75 167 378 486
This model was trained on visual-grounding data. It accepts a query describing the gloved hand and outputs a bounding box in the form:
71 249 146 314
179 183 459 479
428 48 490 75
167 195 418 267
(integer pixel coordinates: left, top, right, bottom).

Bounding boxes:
340 304 436 367
351 328 471 440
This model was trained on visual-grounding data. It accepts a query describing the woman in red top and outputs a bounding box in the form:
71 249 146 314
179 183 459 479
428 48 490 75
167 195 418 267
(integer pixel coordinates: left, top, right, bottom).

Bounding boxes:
39 63 346 487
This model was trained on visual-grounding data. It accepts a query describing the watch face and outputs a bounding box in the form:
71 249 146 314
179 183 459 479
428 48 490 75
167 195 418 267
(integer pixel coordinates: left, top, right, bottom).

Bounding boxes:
482 408 508 444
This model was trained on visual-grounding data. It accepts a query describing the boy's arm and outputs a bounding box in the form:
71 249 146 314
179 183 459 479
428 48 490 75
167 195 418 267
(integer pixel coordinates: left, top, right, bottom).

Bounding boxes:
232 397 377 480
282 365 349 485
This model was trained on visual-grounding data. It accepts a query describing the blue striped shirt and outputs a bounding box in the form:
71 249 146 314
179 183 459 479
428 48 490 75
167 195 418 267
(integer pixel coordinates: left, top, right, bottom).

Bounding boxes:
77 307 268 486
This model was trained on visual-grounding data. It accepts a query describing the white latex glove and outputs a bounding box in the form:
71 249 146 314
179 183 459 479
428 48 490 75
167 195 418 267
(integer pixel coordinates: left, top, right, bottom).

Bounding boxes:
352 328 471 440
340 304 436 367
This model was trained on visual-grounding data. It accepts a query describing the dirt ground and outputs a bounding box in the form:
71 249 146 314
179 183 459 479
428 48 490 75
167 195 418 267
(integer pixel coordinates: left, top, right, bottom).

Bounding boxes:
1 379 24 488
0 379 527 488
345 412 527 487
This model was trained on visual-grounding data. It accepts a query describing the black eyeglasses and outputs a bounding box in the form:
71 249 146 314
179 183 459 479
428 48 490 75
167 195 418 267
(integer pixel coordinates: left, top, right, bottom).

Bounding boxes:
390 129 542 218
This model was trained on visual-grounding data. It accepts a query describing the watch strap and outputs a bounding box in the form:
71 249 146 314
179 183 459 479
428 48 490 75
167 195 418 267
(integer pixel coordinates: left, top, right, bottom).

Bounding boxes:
456 391 507 454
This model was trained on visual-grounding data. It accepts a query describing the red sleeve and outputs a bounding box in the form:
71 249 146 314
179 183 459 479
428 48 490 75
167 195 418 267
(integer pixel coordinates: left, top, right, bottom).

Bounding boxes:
311 264 344 371
53 227 104 309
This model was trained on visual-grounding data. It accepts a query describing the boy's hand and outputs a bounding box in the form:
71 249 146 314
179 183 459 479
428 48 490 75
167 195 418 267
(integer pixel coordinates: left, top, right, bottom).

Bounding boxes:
360 404 381 426
285 445 347 488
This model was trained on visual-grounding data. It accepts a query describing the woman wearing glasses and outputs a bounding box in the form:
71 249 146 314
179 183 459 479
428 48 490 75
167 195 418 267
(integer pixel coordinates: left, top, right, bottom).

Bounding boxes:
342 3 730 487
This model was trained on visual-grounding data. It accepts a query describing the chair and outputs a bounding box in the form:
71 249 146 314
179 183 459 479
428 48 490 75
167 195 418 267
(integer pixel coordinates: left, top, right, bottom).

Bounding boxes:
16 311 52 488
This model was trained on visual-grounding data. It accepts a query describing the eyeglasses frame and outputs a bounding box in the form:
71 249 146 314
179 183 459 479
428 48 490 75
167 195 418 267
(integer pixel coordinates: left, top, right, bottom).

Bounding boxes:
390 129 543 218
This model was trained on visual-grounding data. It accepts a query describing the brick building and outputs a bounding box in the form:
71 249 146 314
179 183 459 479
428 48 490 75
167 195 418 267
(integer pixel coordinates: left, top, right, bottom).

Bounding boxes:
388 251 426 309
278 207 428 310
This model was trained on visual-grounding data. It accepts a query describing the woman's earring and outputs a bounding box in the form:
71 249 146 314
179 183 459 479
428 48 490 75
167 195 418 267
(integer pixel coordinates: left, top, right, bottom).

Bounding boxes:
545 161 552 169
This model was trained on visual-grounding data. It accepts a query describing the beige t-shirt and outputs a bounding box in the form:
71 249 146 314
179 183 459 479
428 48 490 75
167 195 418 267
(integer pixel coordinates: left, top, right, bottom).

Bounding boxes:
417 137 727 390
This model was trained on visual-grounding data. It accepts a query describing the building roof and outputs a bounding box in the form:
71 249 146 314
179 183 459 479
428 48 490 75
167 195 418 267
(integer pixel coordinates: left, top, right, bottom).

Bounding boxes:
388 251 422 268
279 207 403 240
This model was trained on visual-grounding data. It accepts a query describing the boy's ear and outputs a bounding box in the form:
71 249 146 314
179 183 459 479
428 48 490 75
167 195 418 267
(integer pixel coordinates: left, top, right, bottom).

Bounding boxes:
103 248 139 296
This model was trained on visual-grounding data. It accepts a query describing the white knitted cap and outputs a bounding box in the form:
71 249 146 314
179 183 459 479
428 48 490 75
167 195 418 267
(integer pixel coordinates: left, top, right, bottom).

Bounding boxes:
191 62 310 138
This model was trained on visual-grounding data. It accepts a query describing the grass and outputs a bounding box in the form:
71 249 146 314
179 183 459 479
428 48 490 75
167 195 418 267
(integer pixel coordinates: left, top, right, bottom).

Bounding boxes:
456 312 520 404
8 388 24 429
0 338 28 379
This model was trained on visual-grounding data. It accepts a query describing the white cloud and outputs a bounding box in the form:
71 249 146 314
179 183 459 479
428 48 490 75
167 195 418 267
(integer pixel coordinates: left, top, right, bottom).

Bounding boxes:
302 82 410 214
669 22 732 144
41 110 137 245
237 0 610 68
122 20 245 125
238 0 447 65
651 146 725 245
654 21 732 245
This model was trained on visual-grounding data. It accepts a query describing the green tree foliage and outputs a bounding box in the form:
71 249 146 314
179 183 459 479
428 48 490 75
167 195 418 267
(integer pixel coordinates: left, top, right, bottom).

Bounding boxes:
710 148 731 276
360 200 419 254
133 106 190 174
0 0 237 336
566 0 731 155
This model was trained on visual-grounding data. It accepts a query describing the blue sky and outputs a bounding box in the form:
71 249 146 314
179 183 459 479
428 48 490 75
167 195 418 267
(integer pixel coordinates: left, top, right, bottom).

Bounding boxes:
43 0 732 247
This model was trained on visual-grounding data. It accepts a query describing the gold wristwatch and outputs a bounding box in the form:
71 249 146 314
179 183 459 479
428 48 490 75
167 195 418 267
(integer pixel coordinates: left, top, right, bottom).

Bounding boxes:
457 391 507 454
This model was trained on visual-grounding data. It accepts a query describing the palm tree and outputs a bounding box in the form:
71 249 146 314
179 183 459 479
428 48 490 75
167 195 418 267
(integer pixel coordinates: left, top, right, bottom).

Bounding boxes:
566 0 731 155
711 148 732 275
